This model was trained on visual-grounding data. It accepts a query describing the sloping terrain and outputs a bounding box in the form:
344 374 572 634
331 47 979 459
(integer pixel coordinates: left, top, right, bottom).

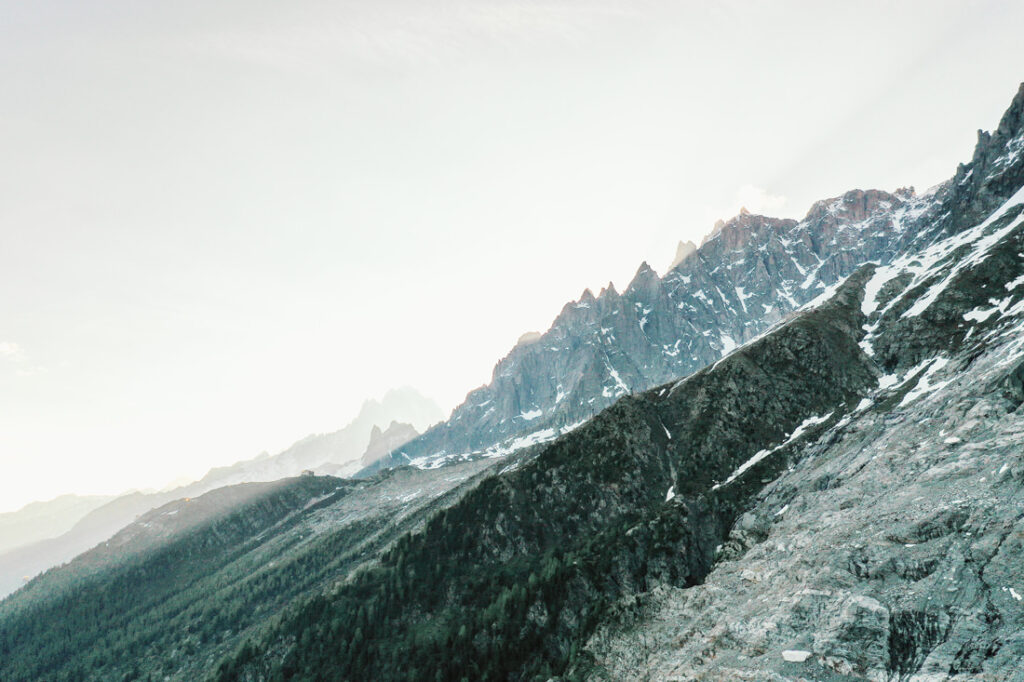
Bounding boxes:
213 83 1024 682
369 188 942 473
2 85 1022 682
583 136 1024 682
374 84 1024 475
0 460 503 681
215 266 882 682
0 387 441 599
0 494 113 555
0 489 187 599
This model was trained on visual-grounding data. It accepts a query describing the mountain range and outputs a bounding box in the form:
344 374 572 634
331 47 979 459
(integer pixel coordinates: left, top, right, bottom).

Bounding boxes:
366 185 942 474
1 82 1023 681
0 495 115 556
0 387 440 598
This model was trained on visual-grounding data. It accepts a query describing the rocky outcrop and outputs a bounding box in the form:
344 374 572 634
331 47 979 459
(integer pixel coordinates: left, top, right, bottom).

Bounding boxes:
943 82 1024 234
359 421 419 467
6 83 1024 682
668 239 697 270
369 186 943 475
579 101 1024 680
366 86 1024 481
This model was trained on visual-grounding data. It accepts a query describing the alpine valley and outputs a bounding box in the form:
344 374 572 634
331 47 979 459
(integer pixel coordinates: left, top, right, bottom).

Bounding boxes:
3 83 1024 682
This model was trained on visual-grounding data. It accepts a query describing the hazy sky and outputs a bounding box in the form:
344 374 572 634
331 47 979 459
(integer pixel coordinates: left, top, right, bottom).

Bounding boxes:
1 0 1022 511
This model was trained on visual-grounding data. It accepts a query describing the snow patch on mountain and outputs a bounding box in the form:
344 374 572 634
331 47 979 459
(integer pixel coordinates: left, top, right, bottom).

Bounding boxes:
714 412 833 490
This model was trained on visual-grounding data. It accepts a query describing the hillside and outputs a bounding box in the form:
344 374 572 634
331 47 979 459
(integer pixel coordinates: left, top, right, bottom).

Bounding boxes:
213 84 1024 682
1 83 1022 682
0 495 114 556
368 189 944 473
0 387 442 599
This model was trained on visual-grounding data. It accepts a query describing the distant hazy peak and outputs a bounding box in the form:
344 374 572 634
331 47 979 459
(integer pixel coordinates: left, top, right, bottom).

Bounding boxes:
668 240 697 271
626 261 660 296
354 386 445 433
516 331 542 346
360 421 420 467
701 219 726 246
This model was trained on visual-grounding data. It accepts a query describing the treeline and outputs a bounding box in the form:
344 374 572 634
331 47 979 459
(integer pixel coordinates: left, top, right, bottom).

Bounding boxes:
217 287 871 681
0 477 367 682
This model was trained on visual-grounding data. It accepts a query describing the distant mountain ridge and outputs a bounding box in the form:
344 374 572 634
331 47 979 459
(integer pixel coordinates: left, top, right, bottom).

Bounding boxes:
359 421 419 468
3 82 1024 682
0 495 114 555
0 386 442 598
192 386 443 488
368 185 945 474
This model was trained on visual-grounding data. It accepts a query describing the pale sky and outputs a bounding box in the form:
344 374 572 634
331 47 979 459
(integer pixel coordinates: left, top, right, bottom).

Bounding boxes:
1 0 1022 512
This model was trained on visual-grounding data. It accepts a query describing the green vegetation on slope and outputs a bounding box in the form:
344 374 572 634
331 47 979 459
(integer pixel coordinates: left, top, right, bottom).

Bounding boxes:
218 271 877 682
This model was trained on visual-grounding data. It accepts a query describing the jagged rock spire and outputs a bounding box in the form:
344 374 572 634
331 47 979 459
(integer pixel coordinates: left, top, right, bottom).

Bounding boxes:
668 241 697 271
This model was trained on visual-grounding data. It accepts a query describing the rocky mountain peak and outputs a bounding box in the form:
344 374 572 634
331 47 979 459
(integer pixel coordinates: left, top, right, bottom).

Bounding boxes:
360 421 420 467
803 188 905 225
668 240 697 271
946 83 1024 230
701 219 727 245
997 81 1024 136
708 211 798 251
516 331 542 346
363 85 1024 484
370 173 941 475
626 261 660 298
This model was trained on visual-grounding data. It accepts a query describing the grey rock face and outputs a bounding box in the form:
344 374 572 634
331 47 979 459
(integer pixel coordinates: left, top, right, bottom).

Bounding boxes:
7 83 1024 682
373 186 945 474
358 421 419 467
581 86 1024 681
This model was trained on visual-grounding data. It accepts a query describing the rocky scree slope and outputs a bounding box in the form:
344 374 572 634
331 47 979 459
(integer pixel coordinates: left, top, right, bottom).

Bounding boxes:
581 115 1024 679
3 83 1022 682
215 266 883 682
218 83 1024 682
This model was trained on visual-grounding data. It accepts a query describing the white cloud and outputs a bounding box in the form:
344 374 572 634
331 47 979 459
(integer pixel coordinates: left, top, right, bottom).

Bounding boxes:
735 184 789 215
183 1 640 73
0 341 45 375
704 184 790 227
0 341 24 361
